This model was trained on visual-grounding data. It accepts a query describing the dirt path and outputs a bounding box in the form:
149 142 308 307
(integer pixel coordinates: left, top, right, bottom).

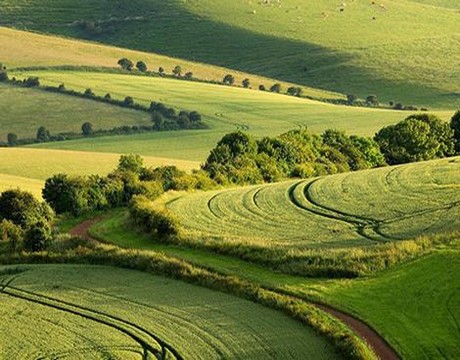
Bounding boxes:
68 217 102 240
69 217 400 360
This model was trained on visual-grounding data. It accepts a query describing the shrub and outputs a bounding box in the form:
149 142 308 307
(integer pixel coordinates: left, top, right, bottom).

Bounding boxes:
287 87 302 97
0 70 8 82
259 85 266 91
84 88 95 97
123 96 134 107
7 133 18 145
184 72 193 80
136 61 147 72
24 77 40 87
242 78 250 88
0 219 23 251
81 122 93 136
366 95 379 106
270 83 281 93
347 94 358 105
118 154 144 174
36 126 50 141
118 58 134 71
24 220 52 252
450 110 460 152
172 65 182 77
223 74 235 85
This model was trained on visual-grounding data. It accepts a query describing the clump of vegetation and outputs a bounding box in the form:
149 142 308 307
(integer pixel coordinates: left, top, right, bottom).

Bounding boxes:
0 189 54 252
203 128 385 184
375 113 455 164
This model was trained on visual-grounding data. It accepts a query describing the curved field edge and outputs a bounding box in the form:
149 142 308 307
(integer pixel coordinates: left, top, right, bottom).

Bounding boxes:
1 265 336 359
0 27 341 101
319 248 460 360
0 243 377 360
165 157 460 247
88 209 459 360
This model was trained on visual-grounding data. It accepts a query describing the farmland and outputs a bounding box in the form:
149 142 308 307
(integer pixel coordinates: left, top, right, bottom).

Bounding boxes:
9 70 452 161
0 264 338 359
0 83 151 140
166 157 460 249
0 0 458 108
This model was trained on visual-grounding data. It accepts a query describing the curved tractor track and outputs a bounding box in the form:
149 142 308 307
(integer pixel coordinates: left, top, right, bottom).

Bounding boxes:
0 275 183 360
67 218 400 360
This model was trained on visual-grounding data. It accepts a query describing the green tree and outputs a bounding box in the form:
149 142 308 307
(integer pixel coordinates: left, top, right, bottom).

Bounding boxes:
366 95 379 106
242 78 250 88
7 133 18 145
36 126 50 141
118 154 144 174
81 122 93 136
158 67 165 75
123 96 134 106
24 220 52 252
136 60 147 72
347 94 358 105
375 114 455 164
172 65 182 77
450 110 460 152
223 74 235 85
287 87 302 97
184 72 193 80
270 83 281 93
118 58 134 71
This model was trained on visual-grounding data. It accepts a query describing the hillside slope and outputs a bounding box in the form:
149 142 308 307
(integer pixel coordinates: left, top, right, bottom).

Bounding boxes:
0 0 458 108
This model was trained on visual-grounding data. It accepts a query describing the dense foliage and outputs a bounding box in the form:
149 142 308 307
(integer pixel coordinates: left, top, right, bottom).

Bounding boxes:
203 128 385 184
0 189 54 251
375 114 455 164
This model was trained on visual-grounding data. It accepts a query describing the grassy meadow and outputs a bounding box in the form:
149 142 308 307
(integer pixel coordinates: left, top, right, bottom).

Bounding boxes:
166 157 460 249
0 83 151 140
0 0 458 108
0 148 199 180
9 70 453 162
0 264 338 359
0 27 339 101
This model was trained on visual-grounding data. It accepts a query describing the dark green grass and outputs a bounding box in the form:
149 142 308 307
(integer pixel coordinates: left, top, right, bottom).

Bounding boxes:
1 0 458 108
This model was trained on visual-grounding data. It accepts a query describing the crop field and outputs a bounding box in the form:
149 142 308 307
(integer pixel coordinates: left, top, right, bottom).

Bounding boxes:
0 148 199 181
0 83 151 139
0 0 458 108
0 174 43 198
321 249 460 360
10 70 453 161
0 264 338 359
0 27 339 101
166 157 460 249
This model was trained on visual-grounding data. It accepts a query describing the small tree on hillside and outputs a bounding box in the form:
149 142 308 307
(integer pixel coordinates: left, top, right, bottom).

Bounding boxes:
7 133 18 145
118 58 134 71
118 154 144 174
81 122 93 136
123 96 134 106
172 65 182 77
242 78 250 88
184 72 193 80
366 95 379 107
158 67 165 76
270 83 281 93
136 61 148 72
450 110 460 152
223 74 235 85
259 85 266 91
287 87 302 97
347 94 358 105
36 126 50 142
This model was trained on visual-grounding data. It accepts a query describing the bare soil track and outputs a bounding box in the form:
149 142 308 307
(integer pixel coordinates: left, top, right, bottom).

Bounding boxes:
69 218 400 360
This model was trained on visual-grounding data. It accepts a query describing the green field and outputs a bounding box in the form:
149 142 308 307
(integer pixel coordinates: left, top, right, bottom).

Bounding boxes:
0 264 338 359
0 83 151 140
321 249 460 360
166 157 460 250
90 209 460 360
0 148 199 181
1 0 458 108
0 27 338 101
10 70 452 161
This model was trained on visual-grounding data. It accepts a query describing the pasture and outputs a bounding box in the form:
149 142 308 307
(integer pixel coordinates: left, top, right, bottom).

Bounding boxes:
0 264 338 359
0 83 151 140
12 70 453 161
166 157 460 249
0 0 458 108
0 27 339 101
0 148 200 181
321 249 460 360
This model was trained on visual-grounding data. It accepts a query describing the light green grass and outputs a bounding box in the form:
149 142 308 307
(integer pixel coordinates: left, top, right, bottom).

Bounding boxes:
166 157 460 249
14 71 453 161
0 83 151 140
0 27 339 101
0 148 200 181
321 249 460 360
91 209 460 360
0 173 43 198
0 264 338 359
1 0 458 108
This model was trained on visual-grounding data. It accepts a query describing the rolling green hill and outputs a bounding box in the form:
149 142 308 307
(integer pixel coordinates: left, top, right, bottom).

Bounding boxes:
0 83 151 140
0 264 337 359
11 70 453 161
165 156 460 250
1 0 458 108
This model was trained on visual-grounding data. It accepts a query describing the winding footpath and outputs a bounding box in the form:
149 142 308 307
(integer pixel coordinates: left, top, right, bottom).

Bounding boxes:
69 217 399 360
